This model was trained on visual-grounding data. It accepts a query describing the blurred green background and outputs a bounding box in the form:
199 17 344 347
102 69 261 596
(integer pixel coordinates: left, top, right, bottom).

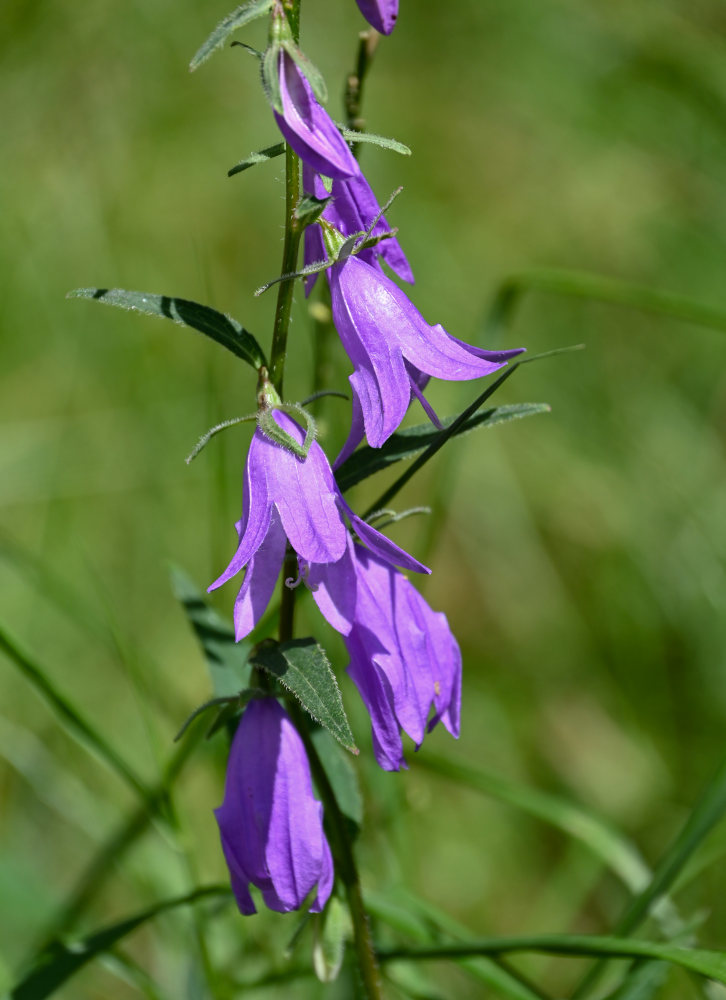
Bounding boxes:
2 0 726 996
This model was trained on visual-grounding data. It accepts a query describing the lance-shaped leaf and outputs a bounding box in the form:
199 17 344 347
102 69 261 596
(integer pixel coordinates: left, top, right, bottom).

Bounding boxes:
336 403 550 493
228 141 285 177
190 0 274 72
250 638 358 754
68 288 267 371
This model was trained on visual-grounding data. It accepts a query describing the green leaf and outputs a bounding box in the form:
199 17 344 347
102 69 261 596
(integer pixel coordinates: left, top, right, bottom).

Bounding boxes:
604 961 670 1000
228 141 285 177
170 566 251 697
250 639 358 754
484 267 726 339
0 623 150 801
377 935 726 985
336 402 549 494
67 288 267 371
340 127 412 156
312 897 351 983
10 886 230 1000
418 755 665 909
572 750 726 999
189 0 275 71
310 727 363 830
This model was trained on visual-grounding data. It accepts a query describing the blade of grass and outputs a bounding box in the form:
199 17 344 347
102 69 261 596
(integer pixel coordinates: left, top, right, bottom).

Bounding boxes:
571 751 726 999
418 755 666 912
0 623 150 801
11 885 230 1000
485 268 726 339
377 936 726 984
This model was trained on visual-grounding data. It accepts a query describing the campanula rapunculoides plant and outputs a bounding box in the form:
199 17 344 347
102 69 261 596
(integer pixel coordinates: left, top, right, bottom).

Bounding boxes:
68 0 550 995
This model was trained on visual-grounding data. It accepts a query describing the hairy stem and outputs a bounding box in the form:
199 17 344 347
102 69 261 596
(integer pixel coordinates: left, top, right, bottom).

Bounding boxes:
269 142 302 396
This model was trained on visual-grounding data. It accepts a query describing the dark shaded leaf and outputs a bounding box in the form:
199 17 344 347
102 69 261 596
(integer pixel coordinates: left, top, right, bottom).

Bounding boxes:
336 403 549 493
68 288 266 370
250 639 357 754
170 566 251 697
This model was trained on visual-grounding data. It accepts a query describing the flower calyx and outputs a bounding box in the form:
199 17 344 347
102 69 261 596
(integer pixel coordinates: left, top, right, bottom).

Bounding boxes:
255 367 317 460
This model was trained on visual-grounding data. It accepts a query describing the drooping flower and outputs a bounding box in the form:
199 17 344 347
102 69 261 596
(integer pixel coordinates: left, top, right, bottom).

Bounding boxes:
272 49 359 180
303 164 414 294
208 409 428 640
310 538 461 771
327 252 524 452
216 698 334 914
355 0 399 35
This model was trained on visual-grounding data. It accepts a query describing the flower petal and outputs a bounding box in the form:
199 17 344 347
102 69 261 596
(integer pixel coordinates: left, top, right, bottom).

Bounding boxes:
232 513 288 640
274 51 358 179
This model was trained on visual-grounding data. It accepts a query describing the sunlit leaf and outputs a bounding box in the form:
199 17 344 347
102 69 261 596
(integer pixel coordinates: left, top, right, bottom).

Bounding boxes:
190 0 274 71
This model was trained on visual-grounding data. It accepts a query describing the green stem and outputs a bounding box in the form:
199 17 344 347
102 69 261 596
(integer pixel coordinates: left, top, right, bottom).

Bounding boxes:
269 142 302 396
288 699 383 1000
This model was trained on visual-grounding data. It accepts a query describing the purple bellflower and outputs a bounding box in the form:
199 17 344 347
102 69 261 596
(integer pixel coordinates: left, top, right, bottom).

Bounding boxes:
216 698 334 914
355 0 399 35
272 49 359 180
310 538 461 771
302 164 414 294
208 409 428 641
326 252 524 457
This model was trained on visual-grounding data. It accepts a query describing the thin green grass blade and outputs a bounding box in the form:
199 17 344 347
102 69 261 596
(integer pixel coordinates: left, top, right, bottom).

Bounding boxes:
0 623 150 801
34 717 206 947
377 935 726 984
418 755 659 904
11 886 230 1000
366 891 548 1000
572 752 726 999
485 268 726 339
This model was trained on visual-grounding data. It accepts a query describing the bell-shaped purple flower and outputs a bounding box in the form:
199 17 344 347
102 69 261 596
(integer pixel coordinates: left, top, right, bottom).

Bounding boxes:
311 538 461 772
273 49 359 180
328 254 524 453
303 164 414 294
208 410 428 640
355 0 399 35
216 698 334 915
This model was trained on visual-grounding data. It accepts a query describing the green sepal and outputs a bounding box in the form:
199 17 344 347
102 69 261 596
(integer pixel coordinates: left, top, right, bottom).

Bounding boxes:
190 0 275 72
256 403 317 460
312 897 352 983
173 689 263 742
340 127 411 156
282 41 328 104
67 288 267 371
260 42 283 113
250 638 358 754
295 194 333 225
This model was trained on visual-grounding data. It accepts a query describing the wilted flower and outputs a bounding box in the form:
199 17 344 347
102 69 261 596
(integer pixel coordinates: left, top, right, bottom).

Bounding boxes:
208 409 428 640
216 698 334 914
311 538 461 771
327 253 524 451
303 164 414 294
355 0 399 35
272 49 359 180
